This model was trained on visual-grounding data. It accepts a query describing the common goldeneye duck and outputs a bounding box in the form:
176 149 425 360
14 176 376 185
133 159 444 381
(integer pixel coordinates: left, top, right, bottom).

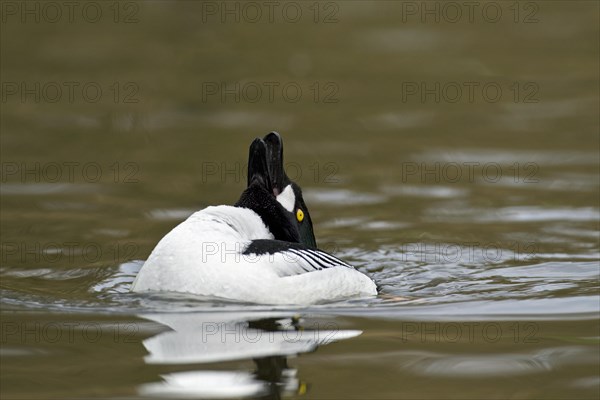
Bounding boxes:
131 132 377 304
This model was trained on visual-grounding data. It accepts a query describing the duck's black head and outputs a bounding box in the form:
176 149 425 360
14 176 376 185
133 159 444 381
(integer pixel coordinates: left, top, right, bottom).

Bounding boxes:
263 132 317 249
234 133 317 249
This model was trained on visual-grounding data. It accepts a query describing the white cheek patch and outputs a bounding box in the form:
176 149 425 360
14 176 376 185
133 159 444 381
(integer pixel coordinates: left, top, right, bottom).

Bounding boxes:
276 185 295 212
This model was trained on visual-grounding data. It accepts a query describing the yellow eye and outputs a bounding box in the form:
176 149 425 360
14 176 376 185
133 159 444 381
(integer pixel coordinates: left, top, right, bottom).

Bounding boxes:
296 209 304 222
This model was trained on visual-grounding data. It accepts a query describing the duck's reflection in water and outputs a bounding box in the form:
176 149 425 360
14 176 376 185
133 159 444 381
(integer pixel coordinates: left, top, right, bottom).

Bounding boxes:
138 312 361 399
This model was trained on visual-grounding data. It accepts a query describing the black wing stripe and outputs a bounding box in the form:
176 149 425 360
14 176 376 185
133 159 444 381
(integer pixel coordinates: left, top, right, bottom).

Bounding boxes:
301 253 325 271
288 249 322 271
307 249 352 268
289 248 349 270
284 253 312 273
311 250 346 266
309 252 339 269
306 249 341 265
291 249 324 271
243 239 354 273
300 251 331 270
